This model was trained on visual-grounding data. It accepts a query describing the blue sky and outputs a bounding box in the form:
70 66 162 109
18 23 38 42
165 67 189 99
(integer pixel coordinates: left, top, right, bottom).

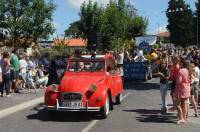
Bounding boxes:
52 0 197 39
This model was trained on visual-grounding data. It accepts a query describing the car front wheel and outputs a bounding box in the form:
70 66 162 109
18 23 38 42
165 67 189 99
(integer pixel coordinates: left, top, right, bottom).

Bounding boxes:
100 95 110 119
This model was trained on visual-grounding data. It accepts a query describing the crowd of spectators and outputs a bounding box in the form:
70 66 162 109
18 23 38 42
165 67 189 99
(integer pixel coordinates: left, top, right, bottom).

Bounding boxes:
111 47 200 125
0 49 50 97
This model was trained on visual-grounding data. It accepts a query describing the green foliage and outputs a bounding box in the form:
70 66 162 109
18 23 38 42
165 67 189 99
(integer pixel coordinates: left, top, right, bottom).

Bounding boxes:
0 0 56 48
126 16 148 39
79 0 103 50
194 0 200 47
153 43 161 48
166 0 194 47
64 21 84 38
65 0 148 51
100 0 147 50
40 43 72 60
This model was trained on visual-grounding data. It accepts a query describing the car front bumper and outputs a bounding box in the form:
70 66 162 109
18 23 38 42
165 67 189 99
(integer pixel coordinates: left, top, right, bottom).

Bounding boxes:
46 99 101 112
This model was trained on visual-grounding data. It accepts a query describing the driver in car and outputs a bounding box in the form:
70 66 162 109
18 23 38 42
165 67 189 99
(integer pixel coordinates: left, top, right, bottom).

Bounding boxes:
78 62 86 71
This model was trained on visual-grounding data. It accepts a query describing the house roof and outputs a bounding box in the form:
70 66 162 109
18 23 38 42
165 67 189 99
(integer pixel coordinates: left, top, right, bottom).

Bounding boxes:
53 38 87 47
156 32 170 38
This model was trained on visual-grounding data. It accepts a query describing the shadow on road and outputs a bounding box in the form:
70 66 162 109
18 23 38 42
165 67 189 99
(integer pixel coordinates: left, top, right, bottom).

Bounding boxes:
124 82 160 91
27 103 103 122
123 109 177 124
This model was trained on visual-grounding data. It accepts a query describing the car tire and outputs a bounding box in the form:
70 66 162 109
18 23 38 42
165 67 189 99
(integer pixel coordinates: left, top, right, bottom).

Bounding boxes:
100 95 110 119
116 93 122 104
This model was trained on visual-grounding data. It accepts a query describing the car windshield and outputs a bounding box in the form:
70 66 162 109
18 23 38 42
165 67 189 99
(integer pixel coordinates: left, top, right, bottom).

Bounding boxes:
67 60 105 72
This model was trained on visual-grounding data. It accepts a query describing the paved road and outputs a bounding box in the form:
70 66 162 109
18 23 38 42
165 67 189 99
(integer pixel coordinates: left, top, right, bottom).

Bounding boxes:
0 78 200 132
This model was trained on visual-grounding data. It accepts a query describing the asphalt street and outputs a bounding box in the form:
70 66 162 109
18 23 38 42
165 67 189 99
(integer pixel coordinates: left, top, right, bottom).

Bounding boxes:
0 78 200 132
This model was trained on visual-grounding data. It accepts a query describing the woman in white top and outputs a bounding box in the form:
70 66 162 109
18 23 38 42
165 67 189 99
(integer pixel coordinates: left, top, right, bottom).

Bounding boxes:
193 60 200 107
19 55 27 87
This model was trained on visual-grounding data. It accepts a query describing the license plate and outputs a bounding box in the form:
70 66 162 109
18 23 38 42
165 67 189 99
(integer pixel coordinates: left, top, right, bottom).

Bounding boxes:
62 101 83 108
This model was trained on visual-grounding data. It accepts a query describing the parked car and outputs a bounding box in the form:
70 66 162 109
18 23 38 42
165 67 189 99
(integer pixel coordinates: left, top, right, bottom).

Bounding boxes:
44 54 123 118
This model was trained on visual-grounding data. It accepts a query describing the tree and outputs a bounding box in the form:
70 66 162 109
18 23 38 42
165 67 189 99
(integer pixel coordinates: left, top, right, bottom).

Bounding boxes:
195 0 200 47
0 0 55 48
66 0 147 51
79 0 103 50
100 0 147 50
27 0 56 45
64 21 83 38
166 0 194 47
126 16 148 39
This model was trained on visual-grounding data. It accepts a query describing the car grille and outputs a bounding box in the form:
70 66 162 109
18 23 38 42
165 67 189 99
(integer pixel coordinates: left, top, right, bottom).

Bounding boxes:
62 93 83 101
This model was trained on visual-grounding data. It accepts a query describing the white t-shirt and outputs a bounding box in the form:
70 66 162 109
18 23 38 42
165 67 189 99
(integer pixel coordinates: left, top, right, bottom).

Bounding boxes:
19 59 27 74
194 66 200 82
0 67 2 74
117 53 124 65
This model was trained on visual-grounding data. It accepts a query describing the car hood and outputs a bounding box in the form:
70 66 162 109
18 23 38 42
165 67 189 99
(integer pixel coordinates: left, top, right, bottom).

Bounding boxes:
60 75 104 93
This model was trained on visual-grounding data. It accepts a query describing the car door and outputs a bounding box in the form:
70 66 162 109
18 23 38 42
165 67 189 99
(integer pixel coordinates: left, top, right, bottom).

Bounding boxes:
106 58 119 97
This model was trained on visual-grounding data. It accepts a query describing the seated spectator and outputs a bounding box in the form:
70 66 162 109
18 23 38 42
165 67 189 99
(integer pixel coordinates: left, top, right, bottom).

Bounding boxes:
26 65 36 93
35 64 49 88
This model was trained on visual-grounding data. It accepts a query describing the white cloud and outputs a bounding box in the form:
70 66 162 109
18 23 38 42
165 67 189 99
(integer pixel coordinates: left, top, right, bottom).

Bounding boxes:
156 25 167 33
67 0 110 9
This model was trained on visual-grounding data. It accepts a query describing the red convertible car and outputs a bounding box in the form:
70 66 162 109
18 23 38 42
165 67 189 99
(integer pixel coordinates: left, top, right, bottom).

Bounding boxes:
44 54 123 118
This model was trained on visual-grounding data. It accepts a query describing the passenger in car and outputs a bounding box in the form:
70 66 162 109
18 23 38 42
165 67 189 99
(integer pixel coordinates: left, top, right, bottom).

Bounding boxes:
94 62 104 71
78 62 86 71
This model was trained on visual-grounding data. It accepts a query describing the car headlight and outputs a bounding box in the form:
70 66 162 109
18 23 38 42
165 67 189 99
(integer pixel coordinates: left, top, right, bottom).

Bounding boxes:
86 84 97 99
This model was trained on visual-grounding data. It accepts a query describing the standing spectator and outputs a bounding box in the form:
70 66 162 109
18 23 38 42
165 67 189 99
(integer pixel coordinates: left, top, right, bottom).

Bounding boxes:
19 55 27 88
124 50 132 62
174 58 191 124
158 59 170 113
0 52 11 97
189 64 199 117
49 60 58 84
116 49 124 76
193 60 200 107
168 56 180 111
0 59 3 97
10 49 20 93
